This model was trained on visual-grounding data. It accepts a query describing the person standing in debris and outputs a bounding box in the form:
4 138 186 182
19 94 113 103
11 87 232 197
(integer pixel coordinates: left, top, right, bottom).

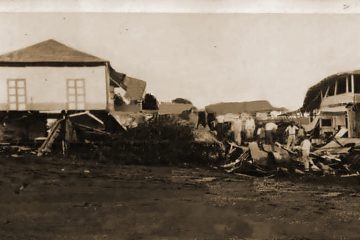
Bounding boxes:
301 135 312 172
297 126 305 144
245 116 255 141
207 112 216 130
196 111 206 129
60 111 69 156
256 123 266 146
265 121 278 151
285 122 299 150
231 117 242 145
215 115 225 140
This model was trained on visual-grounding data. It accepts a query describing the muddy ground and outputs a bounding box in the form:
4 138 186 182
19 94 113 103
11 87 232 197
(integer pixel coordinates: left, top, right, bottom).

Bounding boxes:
1 156 360 240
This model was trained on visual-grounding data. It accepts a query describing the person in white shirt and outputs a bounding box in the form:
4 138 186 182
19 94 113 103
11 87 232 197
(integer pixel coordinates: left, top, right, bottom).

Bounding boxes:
215 115 225 140
285 122 299 150
256 123 266 146
245 117 255 141
265 121 278 150
231 117 242 145
301 136 312 172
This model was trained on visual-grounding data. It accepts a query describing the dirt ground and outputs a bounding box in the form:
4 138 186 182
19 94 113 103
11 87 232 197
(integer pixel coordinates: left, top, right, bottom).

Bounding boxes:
1 156 360 240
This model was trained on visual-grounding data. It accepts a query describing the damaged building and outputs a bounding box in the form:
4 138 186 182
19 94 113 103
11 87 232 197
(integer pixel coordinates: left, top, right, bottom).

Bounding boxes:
302 70 360 138
0 39 146 143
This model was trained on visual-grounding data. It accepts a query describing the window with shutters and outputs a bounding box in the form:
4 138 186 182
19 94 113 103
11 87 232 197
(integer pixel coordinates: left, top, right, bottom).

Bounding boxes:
67 79 85 110
7 79 26 110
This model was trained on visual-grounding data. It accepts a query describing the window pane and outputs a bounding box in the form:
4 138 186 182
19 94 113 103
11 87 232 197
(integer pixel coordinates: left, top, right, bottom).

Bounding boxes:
68 103 76 109
348 76 352 92
18 104 26 110
68 80 75 87
17 80 24 87
328 83 336 96
68 88 76 95
322 119 332 127
9 96 16 102
17 88 25 95
8 88 16 95
9 103 16 110
76 80 84 87
68 96 76 102
77 103 85 109
8 80 16 87
354 75 360 93
337 77 346 95
17 96 25 103
77 88 84 95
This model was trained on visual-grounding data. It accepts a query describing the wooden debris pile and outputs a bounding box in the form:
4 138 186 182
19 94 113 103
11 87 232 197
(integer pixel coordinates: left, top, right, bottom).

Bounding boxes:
221 139 360 178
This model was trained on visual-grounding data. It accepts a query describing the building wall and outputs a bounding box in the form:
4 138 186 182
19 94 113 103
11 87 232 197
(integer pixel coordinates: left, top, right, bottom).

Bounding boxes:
0 66 107 111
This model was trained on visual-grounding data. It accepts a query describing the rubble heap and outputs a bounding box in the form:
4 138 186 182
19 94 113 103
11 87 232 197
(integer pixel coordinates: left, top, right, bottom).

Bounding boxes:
222 139 360 178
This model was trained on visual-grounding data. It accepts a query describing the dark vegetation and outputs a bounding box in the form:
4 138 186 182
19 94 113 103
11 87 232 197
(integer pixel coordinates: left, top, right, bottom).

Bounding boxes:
172 98 193 105
142 93 159 110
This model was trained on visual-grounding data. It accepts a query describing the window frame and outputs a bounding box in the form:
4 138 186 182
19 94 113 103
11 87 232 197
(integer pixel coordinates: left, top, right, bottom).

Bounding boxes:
321 118 332 127
67 79 86 110
7 79 27 111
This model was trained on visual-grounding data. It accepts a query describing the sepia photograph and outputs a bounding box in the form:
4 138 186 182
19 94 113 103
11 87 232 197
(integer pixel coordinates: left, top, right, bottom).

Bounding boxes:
1 0 360 239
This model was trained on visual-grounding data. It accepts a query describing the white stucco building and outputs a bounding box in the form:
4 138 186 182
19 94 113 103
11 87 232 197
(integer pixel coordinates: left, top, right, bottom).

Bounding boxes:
0 39 146 113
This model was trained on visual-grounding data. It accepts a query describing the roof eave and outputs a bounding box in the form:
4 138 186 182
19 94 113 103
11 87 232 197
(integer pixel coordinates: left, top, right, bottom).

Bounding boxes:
0 61 108 67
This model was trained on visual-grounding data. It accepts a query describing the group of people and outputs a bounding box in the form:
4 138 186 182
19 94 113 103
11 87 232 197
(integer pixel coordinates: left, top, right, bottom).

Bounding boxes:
255 121 278 150
230 118 312 172
284 121 312 171
197 112 312 171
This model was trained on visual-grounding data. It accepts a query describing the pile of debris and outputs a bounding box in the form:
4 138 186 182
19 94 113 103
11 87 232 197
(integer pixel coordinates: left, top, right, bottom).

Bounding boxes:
0 110 228 166
107 119 225 165
221 139 360 178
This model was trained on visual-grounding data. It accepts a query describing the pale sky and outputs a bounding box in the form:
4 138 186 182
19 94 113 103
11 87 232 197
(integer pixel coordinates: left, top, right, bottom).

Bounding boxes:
1 12 360 110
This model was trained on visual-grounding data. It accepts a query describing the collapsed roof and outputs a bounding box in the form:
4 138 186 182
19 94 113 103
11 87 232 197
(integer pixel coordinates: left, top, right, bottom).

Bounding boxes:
302 70 360 112
205 100 284 115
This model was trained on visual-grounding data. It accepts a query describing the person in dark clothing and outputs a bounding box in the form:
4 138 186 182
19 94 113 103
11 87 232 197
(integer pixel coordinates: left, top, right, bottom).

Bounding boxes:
207 112 216 130
197 111 207 128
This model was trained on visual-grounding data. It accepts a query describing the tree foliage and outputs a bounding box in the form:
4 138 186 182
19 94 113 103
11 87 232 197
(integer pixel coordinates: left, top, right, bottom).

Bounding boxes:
172 98 192 105
142 93 159 110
